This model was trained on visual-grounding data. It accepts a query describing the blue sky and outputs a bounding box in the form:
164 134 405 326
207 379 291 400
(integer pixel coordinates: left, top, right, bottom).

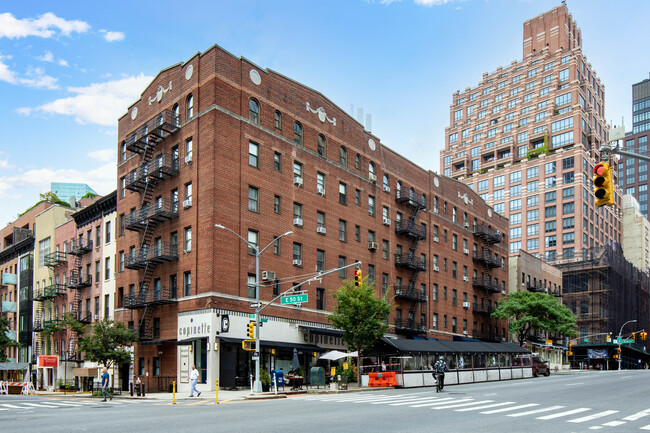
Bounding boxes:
1 0 649 226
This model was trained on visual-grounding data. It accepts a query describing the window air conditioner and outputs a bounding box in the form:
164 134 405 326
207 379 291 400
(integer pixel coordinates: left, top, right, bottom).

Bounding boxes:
433 265 440 272
382 217 391 226
292 259 302 267
93 315 99 321
433 237 439 243
463 248 469 254
383 185 391 193
293 218 303 227
184 153 193 164
293 176 303 187
463 276 469 282
316 226 327 234
182 198 192 209
369 173 377 182
463 330 468 335
464 223 469 229
317 186 325 196
261 271 276 281
368 242 379 251
462 301 471 309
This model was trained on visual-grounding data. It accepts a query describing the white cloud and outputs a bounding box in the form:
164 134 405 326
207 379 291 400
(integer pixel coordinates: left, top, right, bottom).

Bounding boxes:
58 59 69 67
87 148 115 162
37 51 54 62
0 12 90 39
100 30 125 42
20 74 153 126
413 0 453 5
18 66 58 89
0 56 16 84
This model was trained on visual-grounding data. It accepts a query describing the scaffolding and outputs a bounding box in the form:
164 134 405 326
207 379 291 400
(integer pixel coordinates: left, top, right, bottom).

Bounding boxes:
553 246 650 346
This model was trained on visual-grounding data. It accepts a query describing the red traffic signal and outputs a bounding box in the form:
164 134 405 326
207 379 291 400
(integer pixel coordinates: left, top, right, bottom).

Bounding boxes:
593 162 614 207
354 268 362 287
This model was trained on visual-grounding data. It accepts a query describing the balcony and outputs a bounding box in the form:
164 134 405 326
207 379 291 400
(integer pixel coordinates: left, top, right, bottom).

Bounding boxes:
125 154 180 193
33 319 44 332
1 301 16 313
394 253 426 272
473 224 502 244
473 252 501 268
43 283 67 299
472 303 494 315
526 282 546 293
125 200 179 232
67 272 92 290
394 221 426 240
44 251 67 267
124 286 178 309
394 284 427 302
477 331 501 343
125 109 180 154
124 243 178 270
395 189 427 210
472 277 500 294
68 239 93 256
75 311 92 324
394 319 427 334
33 287 46 301
43 318 62 330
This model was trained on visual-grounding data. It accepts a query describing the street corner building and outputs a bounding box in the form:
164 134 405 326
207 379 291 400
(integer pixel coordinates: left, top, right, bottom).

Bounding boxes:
114 44 509 393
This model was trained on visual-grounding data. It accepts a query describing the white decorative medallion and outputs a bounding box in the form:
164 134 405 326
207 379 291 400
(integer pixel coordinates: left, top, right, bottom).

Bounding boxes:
306 102 336 126
185 64 193 80
148 81 173 105
368 139 376 151
131 107 138 120
433 177 439 188
250 69 261 85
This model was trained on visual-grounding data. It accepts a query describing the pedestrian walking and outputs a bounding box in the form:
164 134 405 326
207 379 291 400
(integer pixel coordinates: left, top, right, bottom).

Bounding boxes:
101 367 113 402
189 365 201 397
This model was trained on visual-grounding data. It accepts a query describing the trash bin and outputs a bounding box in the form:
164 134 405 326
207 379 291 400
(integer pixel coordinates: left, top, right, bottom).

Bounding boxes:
309 367 325 387
135 383 141 396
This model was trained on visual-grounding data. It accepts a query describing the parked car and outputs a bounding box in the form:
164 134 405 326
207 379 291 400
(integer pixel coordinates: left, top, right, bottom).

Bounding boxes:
513 354 550 377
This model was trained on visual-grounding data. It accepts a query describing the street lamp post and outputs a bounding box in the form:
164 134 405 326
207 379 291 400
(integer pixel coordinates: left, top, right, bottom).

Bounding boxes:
618 319 637 371
215 224 293 393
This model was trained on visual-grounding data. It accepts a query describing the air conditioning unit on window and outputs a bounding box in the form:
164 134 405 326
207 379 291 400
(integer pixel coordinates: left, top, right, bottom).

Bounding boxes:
383 185 390 193
261 271 276 281
369 173 377 182
93 314 99 321
293 176 303 187
433 236 439 243
463 330 468 335
464 222 469 229
293 217 303 227
182 198 192 209
316 226 326 234
184 153 193 164
382 217 391 226
368 242 379 251
463 276 469 282
463 248 469 254
462 301 471 309
433 265 440 272
292 259 302 267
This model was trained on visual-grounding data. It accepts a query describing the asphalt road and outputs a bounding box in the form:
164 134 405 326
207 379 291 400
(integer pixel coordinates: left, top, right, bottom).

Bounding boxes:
2 370 649 432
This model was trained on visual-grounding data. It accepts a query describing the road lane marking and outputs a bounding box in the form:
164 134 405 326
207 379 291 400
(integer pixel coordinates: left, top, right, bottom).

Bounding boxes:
623 408 650 421
568 410 619 423
370 396 431 405
389 398 442 406
43 402 80 407
507 405 565 417
432 400 494 410
601 420 627 427
409 398 457 408
537 408 590 420
565 382 584 386
481 403 538 414
456 402 515 412
23 403 60 408
640 425 650 430
0 404 30 409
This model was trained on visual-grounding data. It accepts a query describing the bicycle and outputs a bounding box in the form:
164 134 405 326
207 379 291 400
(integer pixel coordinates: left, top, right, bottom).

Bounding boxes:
433 372 444 393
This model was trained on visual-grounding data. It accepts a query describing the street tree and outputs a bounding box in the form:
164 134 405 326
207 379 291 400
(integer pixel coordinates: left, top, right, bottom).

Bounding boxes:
329 276 392 383
491 290 577 347
0 315 20 362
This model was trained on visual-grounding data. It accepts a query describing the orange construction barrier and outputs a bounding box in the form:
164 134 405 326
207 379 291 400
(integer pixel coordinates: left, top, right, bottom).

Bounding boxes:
368 371 397 387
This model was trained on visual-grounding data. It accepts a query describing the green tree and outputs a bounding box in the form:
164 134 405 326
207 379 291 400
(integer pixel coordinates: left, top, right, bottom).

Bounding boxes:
491 291 577 347
39 192 71 207
0 315 20 362
329 276 392 383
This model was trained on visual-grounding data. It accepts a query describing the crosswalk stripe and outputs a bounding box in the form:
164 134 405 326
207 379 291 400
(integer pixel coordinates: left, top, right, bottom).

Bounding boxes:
507 405 565 417
389 397 442 406
432 400 494 410
623 408 650 421
413 398 474 408
568 410 619 423
370 396 429 405
537 407 590 420
639 425 650 430
356 395 423 403
456 402 515 412
409 397 457 408
23 403 60 408
481 403 538 414
42 402 79 407
0 404 30 409
601 421 627 427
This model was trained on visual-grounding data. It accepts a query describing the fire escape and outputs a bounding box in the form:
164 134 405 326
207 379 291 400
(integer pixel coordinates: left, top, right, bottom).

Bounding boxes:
42 250 68 357
66 237 93 359
472 223 502 341
123 109 180 341
393 188 427 334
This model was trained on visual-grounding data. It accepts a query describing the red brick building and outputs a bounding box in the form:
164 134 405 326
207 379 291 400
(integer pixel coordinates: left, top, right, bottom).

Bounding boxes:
115 45 508 391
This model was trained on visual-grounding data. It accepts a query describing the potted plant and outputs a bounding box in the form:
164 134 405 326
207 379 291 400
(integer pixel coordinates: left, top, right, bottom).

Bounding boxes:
260 368 271 392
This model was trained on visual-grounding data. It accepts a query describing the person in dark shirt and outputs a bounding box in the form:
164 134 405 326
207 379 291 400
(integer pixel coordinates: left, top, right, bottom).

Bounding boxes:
101 367 113 402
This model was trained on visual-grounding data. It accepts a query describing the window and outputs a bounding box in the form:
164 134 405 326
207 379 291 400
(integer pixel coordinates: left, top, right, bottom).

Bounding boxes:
118 251 124 272
339 182 347 205
338 256 346 278
248 186 259 212
494 176 504 187
248 142 259 168
316 288 325 310
316 250 325 272
355 189 361 206
317 134 326 157
368 196 375 216
339 146 347 167
355 225 361 242
274 110 282 129
249 98 259 124
274 152 281 171
545 206 556 218
184 227 192 252
186 94 194 118
545 220 556 232
96 225 101 246
105 221 111 244
273 195 281 214
293 161 303 179
293 122 303 145
95 260 101 283
494 189 504 201
104 257 111 281
292 243 302 263
339 220 347 242
563 202 574 214
382 174 390 192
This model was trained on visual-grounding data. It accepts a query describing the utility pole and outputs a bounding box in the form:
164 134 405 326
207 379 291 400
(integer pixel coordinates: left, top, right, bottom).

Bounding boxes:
618 319 637 371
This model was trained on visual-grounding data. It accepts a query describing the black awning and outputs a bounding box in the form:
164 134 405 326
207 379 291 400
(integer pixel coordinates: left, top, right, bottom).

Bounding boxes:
176 336 204 346
299 325 344 337
217 336 324 353
368 337 530 356
141 339 177 346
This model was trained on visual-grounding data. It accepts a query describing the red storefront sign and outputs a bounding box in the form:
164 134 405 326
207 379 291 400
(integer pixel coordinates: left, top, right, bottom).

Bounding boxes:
38 355 58 367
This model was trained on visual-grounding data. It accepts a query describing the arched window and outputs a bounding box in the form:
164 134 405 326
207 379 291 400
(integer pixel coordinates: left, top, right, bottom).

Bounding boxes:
382 174 390 191
172 104 180 126
293 122 303 145
274 110 282 129
368 162 375 176
249 98 260 124
120 141 127 162
396 181 402 197
317 134 326 157
409 187 415 201
186 94 194 118
355 153 361 169
339 146 347 167
421 193 426 208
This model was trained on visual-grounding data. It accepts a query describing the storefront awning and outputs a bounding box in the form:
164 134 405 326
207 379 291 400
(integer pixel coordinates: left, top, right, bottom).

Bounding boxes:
141 338 177 346
0 362 29 371
72 367 98 377
299 325 343 337
176 337 204 346
367 338 530 356
218 337 325 353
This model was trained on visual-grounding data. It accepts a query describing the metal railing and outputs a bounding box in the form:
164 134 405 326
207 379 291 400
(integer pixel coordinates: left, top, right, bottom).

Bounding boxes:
125 109 180 154
124 286 178 309
394 253 426 271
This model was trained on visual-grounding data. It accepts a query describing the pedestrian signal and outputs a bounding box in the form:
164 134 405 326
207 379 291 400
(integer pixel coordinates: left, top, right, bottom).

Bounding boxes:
354 268 362 287
593 162 614 207
242 340 255 351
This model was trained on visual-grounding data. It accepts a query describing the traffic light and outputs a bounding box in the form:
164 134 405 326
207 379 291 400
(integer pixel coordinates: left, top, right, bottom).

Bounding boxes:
247 321 256 339
593 162 614 207
642 332 647 341
354 268 362 287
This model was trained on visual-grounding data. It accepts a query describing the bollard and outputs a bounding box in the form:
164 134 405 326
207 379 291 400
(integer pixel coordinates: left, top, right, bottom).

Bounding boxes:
142 383 146 397
273 371 277 395
173 381 176 405
130 382 133 397
216 379 219 404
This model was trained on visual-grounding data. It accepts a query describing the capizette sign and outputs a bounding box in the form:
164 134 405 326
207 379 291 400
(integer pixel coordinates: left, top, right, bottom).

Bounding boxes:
303 331 346 350
177 311 213 341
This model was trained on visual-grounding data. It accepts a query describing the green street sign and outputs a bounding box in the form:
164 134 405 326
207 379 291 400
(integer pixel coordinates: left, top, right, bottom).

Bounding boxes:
617 338 634 344
281 294 308 305
583 338 588 342
248 314 268 322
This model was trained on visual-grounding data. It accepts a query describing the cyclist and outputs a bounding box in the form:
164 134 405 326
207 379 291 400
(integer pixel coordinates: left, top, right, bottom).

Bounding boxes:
433 356 449 391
